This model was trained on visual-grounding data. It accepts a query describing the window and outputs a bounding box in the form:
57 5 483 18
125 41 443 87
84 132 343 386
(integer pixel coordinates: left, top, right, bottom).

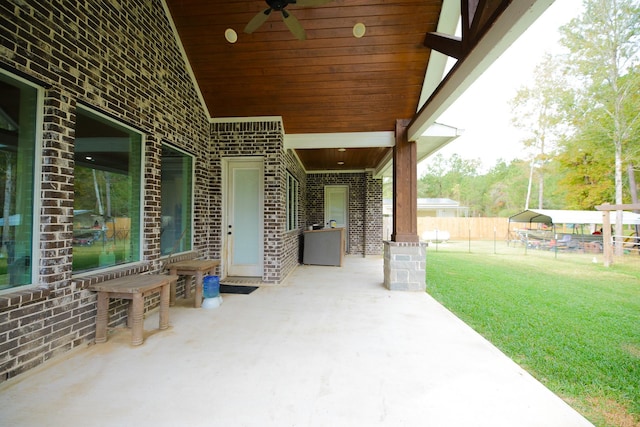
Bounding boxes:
286 172 299 231
73 107 142 272
0 72 39 290
160 145 193 255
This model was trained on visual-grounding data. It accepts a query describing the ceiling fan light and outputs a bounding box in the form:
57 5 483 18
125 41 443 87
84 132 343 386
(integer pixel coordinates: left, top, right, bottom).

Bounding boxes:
225 28 238 43
337 161 345 165
353 23 366 38
338 148 346 152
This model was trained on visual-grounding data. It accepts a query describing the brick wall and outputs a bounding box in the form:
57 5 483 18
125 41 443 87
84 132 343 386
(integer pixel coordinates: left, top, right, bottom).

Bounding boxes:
283 148 307 274
211 120 303 283
0 0 212 382
365 173 384 255
306 172 383 256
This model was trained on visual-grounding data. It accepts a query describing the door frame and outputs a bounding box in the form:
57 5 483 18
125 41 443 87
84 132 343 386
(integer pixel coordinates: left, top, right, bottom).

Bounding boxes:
324 185 349 252
222 157 264 278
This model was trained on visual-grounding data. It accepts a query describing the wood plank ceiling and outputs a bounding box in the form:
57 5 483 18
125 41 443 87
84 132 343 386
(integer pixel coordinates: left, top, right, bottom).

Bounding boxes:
165 0 443 171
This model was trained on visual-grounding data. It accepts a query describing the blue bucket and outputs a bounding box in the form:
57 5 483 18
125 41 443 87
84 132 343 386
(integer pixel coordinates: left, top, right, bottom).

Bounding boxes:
203 275 220 299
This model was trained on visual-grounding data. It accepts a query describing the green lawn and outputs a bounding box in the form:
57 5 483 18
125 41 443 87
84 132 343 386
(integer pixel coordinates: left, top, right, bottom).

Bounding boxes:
425 243 640 427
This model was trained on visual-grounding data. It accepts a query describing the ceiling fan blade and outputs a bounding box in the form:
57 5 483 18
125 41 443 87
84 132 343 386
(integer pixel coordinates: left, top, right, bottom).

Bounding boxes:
281 10 306 40
295 0 333 6
244 8 272 34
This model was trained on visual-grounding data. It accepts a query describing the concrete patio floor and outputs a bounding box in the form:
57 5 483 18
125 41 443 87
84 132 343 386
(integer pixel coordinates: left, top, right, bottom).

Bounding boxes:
1 256 594 427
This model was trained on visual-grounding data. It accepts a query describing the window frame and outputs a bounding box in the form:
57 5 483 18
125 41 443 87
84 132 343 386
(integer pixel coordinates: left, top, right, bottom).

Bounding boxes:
0 69 43 292
72 105 145 274
286 171 299 232
160 143 194 256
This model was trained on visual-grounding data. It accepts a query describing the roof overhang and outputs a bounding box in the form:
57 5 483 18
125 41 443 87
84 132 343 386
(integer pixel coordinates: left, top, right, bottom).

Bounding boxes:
409 0 554 142
166 0 555 174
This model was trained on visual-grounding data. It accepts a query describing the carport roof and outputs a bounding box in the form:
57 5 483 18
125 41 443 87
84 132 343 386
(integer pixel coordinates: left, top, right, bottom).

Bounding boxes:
509 209 640 226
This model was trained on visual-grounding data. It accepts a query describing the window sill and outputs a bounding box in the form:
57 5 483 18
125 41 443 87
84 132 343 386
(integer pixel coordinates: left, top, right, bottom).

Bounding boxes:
72 262 151 291
0 285 50 310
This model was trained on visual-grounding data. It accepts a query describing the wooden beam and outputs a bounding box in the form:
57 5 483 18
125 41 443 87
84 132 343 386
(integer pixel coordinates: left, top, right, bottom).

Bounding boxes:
391 119 419 243
409 0 553 141
424 32 463 59
425 0 511 60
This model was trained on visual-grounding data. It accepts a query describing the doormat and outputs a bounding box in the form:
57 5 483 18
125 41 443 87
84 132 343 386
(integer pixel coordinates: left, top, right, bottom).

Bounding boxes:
219 284 259 295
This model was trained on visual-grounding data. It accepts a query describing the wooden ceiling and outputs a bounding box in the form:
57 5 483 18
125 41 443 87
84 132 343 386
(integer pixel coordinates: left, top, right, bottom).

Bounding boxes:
296 147 391 171
165 0 443 171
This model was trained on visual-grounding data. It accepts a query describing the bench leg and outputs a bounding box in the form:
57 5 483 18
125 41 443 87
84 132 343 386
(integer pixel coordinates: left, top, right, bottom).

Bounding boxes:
159 284 170 330
184 275 194 299
169 268 177 306
194 271 203 309
127 300 134 328
130 293 145 346
95 292 109 343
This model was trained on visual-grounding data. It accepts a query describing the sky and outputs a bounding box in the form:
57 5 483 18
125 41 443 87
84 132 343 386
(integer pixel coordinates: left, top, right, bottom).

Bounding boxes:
420 0 584 174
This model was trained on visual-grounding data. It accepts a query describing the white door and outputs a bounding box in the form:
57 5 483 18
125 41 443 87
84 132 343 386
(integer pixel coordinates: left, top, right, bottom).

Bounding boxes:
324 185 348 251
226 159 263 277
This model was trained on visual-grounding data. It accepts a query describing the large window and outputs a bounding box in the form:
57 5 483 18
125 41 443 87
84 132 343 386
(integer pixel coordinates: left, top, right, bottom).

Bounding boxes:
0 72 39 290
160 145 193 255
286 172 299 231
73 107 142 273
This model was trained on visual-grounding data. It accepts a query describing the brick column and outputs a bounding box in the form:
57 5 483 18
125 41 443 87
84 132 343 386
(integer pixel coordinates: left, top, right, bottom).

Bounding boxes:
383 241 427 291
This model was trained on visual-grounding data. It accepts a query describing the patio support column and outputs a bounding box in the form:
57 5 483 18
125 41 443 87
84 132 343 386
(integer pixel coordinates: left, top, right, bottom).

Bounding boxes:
384 119 426 291
391 119 419 243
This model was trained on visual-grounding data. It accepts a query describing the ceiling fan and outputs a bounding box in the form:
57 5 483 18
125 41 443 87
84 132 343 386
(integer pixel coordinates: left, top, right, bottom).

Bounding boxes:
244 0 333 40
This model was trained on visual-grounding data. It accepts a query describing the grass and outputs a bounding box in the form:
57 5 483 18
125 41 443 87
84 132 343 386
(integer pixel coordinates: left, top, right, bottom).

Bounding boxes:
425 241 640 427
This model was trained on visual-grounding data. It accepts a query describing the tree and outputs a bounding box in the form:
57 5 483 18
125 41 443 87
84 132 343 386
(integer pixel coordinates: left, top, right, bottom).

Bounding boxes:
418 153 486 214
510 54 569 209
556 106 617 209
418 153 448 198
483 159 532 216
559 0 640 254
418 154 550 216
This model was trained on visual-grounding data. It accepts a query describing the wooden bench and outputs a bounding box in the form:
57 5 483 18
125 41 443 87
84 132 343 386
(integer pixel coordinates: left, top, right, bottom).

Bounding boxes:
89 274 179 346
166 259 220 308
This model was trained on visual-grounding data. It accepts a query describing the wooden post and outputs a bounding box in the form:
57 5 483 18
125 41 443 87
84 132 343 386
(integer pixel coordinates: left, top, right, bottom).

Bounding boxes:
602 209 613 267
596 203 640 266
391 119 419 242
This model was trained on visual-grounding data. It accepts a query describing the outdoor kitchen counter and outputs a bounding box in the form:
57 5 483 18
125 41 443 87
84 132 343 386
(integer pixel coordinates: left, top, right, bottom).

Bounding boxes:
303 227 344 267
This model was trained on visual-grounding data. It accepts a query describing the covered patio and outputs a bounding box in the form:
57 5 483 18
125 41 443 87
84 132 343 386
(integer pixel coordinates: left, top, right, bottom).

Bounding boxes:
1 256 592 427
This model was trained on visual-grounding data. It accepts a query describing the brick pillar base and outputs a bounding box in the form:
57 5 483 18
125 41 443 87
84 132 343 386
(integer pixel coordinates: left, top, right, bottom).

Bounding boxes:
383 241 427 291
